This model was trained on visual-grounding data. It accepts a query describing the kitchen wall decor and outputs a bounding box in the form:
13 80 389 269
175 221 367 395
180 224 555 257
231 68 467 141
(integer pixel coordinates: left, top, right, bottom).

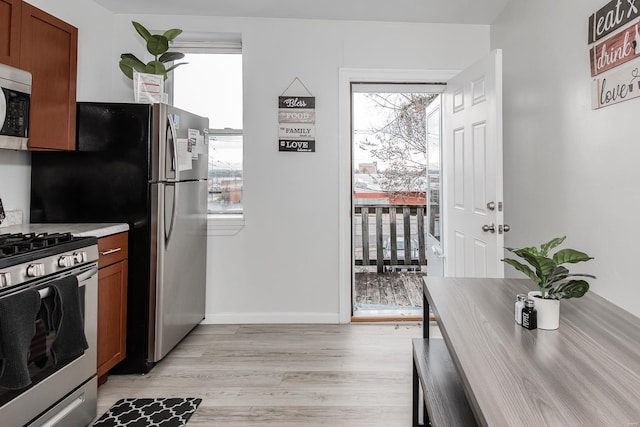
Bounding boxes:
278 77 316 152
588 0 640 43
589 0 640 109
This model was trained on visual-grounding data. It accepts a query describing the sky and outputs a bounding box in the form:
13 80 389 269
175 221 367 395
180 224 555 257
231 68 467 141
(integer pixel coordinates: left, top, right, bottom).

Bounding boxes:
173 53 243 169
352 92 440 173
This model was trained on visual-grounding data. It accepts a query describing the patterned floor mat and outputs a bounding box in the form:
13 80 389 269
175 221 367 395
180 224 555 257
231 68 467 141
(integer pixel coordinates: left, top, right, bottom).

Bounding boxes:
92 397 202 427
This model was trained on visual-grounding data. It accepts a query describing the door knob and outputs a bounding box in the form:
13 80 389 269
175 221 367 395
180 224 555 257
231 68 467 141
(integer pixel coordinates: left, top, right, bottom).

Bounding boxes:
487 201 496 211
503 224 511 232
482 223 495 233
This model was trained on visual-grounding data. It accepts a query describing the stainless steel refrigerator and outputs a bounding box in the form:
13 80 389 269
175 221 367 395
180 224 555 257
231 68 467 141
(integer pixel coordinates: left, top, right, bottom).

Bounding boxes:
30 102 209 373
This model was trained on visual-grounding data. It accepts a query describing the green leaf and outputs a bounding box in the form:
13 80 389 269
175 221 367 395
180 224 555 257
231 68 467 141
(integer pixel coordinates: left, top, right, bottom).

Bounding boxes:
132 21 151 42
159 52 185 63
165 62 188 73
565 273 597 279
553 249 593 265
119 54 146 72
548 280 590 300
147 35 169 56
163 28 183 41
145 60 167 76
533 256 557 279
119 54 147 79
515 251 543 271
540 236 566 257
119 63 134 79
512 246 540 257
547 266 570 285
502 258 540 283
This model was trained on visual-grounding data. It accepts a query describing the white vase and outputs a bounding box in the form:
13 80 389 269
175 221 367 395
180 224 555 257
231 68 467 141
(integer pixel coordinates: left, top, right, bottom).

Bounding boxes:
527 291 560 330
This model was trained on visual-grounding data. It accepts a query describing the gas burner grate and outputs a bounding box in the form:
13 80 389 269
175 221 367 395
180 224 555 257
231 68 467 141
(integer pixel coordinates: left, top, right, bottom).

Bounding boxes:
0 232 75 259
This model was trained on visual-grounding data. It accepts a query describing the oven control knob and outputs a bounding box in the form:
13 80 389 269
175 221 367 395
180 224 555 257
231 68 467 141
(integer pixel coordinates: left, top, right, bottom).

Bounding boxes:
0 272 12 288
58 255 74 268
26 263 46 277
73 251 88 264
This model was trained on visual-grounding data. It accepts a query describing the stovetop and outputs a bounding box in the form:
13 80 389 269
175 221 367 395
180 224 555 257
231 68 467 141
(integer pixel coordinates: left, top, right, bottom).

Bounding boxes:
0 232 98 270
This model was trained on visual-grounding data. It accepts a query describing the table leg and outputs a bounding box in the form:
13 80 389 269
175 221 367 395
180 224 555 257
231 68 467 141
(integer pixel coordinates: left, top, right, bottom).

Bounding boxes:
423 292 430 339
412 358 420 427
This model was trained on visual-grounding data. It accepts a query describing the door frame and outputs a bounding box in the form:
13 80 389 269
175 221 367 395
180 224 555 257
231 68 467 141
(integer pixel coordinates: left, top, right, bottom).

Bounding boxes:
338 68 458 323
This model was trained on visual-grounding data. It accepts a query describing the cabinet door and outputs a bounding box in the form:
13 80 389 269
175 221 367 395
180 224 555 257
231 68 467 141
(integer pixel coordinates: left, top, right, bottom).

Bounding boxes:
0 0 21 67
97 260 128 378
19 3 77 150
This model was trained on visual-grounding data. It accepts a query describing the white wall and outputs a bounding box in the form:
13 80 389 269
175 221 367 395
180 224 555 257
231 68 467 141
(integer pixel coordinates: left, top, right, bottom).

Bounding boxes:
0 0 114 218
0 3 489 322
0 150 30 219
492 1 640 317
110 15 490 322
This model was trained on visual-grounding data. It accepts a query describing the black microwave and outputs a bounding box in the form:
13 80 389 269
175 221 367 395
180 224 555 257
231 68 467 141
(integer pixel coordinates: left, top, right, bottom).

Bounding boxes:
0 63 31 150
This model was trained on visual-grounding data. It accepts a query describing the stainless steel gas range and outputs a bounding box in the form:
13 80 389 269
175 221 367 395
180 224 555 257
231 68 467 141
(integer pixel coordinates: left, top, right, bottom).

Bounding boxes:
0 232 98 426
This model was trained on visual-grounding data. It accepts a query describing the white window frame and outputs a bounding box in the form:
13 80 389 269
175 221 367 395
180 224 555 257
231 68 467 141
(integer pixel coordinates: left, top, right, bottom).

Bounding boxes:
168 39 245 235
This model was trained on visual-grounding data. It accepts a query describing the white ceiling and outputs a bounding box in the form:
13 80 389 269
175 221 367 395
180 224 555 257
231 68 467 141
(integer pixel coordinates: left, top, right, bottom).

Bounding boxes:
93 0 510 25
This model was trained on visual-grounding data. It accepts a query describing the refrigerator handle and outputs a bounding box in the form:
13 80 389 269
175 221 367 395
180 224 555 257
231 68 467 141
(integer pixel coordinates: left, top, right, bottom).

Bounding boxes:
166 113 179 179
164 182 178 245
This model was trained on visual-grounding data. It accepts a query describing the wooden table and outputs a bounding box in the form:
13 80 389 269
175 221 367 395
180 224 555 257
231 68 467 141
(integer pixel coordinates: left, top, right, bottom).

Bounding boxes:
423 277 640 427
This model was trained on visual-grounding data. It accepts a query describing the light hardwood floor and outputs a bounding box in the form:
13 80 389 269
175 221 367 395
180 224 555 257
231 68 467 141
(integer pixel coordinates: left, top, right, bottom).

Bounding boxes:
95 323 434 426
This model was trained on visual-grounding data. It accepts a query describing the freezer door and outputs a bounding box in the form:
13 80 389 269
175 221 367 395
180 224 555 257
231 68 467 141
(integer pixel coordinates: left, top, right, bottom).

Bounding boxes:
152 104 209 183
150 180 207 362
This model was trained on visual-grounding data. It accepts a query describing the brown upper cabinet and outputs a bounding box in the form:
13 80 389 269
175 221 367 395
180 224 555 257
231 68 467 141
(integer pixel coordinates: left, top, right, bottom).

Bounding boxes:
0 0 77 150
0 0 21 67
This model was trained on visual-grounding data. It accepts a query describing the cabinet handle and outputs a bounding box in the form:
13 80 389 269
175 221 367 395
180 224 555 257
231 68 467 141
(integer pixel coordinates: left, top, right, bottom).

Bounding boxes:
100 247 122 256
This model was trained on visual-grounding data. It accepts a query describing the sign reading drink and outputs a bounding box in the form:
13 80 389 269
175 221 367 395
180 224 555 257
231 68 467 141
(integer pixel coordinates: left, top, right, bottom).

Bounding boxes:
590 22 640 76
278 95 316 152
588 0 640 44
591 63 640 109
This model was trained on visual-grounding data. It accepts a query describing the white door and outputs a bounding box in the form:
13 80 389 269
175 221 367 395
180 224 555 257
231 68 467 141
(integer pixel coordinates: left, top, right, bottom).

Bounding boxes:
442 49 505 278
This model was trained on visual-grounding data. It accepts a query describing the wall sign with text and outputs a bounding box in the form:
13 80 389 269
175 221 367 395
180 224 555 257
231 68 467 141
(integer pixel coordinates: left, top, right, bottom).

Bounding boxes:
589 0 640 109
590 21 640 76
591 63 640 108
588 0 640 43
278 96 316 152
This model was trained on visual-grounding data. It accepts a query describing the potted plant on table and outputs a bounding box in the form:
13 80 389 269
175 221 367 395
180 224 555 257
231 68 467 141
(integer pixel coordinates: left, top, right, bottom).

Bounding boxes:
502 236 595 330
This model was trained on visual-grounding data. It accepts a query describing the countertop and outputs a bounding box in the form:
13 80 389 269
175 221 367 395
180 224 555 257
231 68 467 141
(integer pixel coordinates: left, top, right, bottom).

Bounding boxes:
0 223 129 239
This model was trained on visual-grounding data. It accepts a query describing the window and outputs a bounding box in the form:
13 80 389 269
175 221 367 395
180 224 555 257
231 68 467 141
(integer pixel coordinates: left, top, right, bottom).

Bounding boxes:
172 52 243 215
207 128 243 213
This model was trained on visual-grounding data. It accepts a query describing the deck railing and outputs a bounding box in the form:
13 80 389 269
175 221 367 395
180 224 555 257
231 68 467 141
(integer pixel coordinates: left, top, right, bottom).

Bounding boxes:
354 204 427 273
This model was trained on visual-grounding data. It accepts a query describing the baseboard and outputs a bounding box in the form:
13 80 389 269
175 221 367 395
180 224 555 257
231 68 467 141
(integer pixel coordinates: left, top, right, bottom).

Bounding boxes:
202 312 341 324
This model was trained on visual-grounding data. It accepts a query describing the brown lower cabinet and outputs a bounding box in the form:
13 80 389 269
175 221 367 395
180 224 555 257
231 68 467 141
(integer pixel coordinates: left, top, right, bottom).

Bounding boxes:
97 232 128 384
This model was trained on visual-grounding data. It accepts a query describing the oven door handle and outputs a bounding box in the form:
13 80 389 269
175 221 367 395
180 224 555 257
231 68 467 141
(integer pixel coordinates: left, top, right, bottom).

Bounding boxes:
76 266 98 283
38 266 98 299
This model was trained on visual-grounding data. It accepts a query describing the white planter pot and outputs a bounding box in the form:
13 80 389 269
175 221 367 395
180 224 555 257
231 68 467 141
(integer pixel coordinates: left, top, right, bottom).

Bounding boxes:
527 291 560 330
